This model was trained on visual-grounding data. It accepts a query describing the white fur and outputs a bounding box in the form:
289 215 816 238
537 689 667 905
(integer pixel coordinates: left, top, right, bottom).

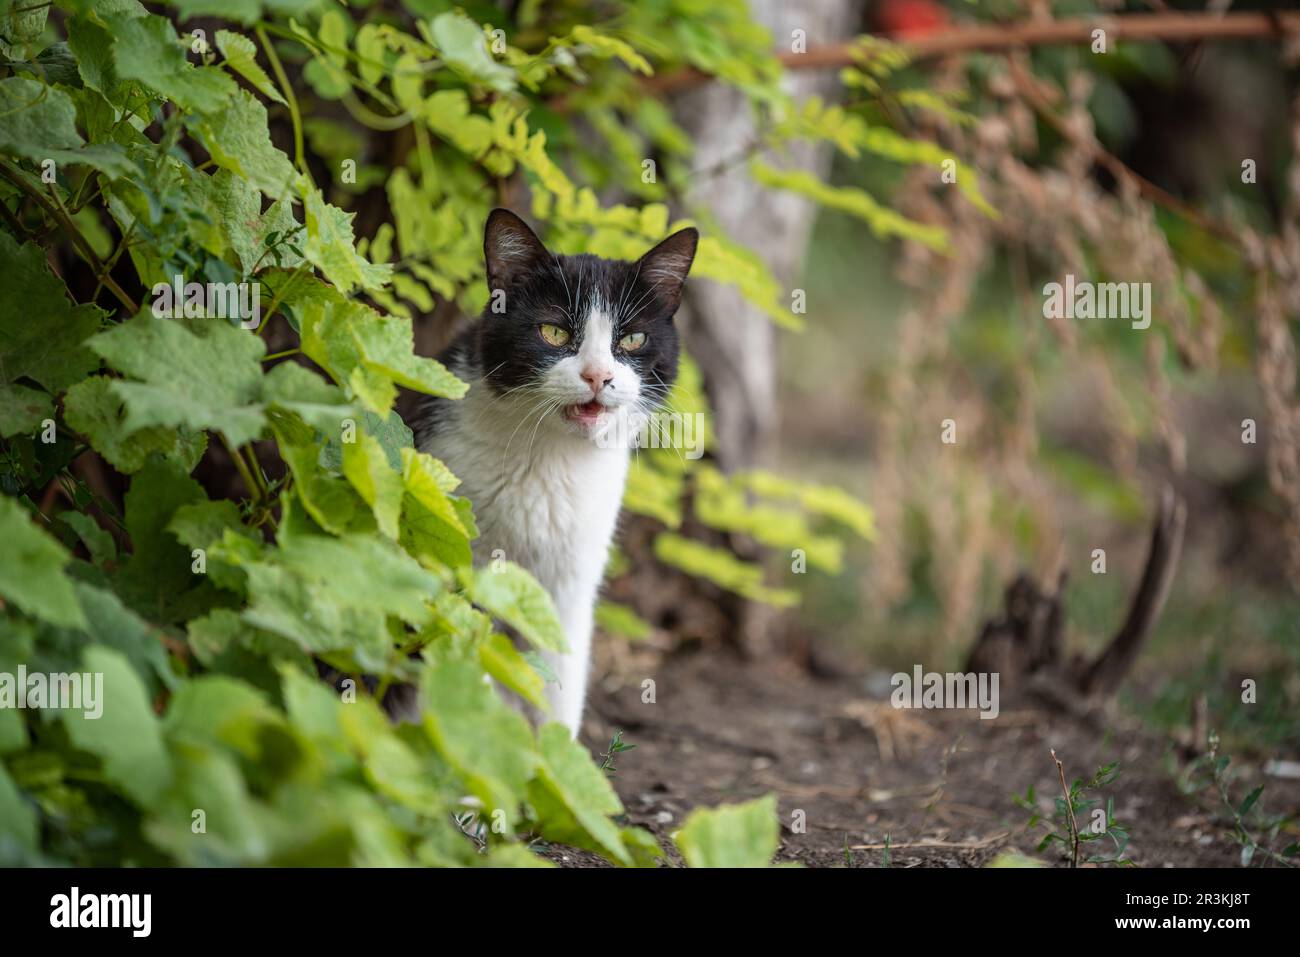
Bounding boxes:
421 295 638 736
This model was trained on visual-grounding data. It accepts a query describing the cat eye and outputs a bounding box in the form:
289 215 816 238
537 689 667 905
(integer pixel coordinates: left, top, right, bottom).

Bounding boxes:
619 332 647 352
539 323 571 347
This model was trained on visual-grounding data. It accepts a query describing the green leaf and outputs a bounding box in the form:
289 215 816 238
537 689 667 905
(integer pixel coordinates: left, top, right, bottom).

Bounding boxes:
751 160 949 254
143 741 268 864
231 532 439 670
67 14 127 104
215 29 286 104
463 561 567 653
569 25 652 76
64 375 207 473
527 723 633 866
72 581 177 694
108 12 237 114
61 646 172 806
429 12 516 93
301 183 392 293
396 447 472 566
342 431 403 539
0 764 37 851
281 443 367 536
484 843 553 867
0 495 86 628
299 297 464 414
170 0 262 25
0 232 104 393
276 534 439 626
675 793 779 868
195 169 301 274
115 458 207 618
0 76 136 177
60 512 117 568
0 382 53 438
163 674 282 758
196 89 297 199
320 409 412 472
479 632 547 710
594 601 653 641
0 701 27 753
420 657 537 825
87 311 268 447
986 850 1048 868
654 532 799 607
168 499 260 592
1238 785 1264 820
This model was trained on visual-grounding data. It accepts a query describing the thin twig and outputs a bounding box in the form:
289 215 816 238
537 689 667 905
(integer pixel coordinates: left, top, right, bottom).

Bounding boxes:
1051 749 1080 868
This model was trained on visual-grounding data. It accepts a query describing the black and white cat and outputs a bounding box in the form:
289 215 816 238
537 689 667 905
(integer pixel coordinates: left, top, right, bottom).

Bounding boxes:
416 209 698 736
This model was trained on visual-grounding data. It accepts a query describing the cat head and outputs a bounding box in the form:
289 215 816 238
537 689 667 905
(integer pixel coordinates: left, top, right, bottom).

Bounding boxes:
474 208 697 444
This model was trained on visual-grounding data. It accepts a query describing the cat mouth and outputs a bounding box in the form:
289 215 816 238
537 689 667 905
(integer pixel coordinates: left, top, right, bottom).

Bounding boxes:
564 400 607 425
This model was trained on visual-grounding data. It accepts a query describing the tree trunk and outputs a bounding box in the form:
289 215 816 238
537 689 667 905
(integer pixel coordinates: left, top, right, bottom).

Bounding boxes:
671 0 864 653
674 0 863 470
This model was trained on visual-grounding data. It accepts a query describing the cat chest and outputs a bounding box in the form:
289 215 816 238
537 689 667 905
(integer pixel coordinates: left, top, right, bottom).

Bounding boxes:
465 453 627 577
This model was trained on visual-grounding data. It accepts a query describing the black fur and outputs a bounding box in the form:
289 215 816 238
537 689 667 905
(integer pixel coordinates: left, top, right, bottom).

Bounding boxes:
417 209 697 443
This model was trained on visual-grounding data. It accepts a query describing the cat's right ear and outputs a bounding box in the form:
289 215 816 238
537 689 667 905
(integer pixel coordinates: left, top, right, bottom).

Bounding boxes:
484 208 549 290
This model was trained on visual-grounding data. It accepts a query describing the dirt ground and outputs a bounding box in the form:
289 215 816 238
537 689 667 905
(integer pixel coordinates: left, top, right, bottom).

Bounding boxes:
551 647 1299 868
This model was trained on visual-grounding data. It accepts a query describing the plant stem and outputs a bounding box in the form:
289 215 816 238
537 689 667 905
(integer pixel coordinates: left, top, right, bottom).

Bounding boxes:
221 435 260 501
0 161 140 313
1051 749 1079 868
256 24 308 178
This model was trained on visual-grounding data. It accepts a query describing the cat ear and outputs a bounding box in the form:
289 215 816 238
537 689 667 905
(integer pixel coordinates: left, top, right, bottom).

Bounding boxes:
484 208 549 290
638 227 698 313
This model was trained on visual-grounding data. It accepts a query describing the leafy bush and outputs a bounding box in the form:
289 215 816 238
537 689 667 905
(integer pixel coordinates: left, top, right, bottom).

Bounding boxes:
0 0 928 865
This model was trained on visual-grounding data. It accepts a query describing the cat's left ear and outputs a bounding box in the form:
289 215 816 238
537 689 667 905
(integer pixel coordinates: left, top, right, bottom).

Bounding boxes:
638 227 698 314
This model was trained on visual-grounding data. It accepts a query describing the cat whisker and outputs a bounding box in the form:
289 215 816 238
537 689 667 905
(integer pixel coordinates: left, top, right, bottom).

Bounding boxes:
523 396 567 463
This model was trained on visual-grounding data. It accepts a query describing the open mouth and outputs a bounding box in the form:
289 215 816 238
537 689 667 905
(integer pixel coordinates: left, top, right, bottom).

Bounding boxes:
564 400 606 425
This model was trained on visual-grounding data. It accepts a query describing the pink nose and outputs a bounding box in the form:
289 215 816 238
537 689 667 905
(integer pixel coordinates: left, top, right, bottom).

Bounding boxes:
581 367 613 394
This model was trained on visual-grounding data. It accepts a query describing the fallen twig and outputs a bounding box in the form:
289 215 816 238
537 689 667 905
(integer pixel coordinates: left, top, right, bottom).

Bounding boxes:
848 831 1011 851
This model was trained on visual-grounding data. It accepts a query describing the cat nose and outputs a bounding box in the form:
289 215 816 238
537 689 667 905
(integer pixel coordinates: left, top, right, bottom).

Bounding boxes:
580 366 614 394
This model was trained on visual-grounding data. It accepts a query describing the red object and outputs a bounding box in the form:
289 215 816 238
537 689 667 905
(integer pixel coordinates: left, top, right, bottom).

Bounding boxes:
876 0 949 38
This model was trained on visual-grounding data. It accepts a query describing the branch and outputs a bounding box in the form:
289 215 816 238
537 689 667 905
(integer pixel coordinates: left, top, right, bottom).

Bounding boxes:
0 161 140 314
1077 485 1187 696
640 12 1300 96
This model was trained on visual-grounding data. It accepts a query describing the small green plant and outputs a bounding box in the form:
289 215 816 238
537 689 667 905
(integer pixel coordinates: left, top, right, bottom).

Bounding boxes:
1015 752 1131 867
599 730 636 774
1179 731 1298 867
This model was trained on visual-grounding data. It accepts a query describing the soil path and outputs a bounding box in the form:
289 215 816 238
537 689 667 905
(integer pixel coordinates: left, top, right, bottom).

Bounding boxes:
561 649 1291 867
